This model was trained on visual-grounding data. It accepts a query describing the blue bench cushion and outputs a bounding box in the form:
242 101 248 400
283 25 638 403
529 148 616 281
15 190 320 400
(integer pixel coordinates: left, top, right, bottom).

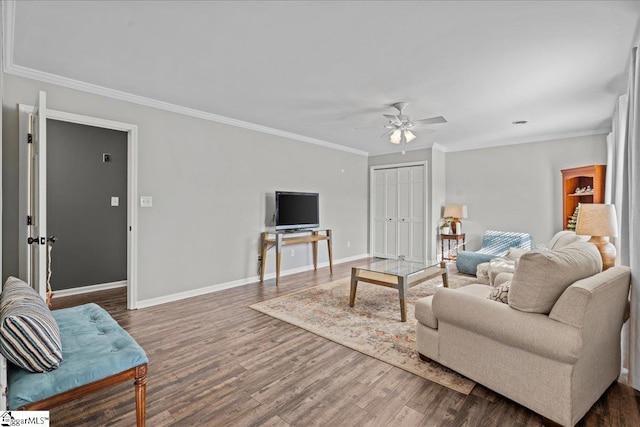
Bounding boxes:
8 303 148 409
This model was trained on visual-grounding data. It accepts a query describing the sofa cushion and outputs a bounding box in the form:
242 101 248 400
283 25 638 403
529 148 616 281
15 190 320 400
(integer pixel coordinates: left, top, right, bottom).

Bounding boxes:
508 242 602 314
415 296 438 329
456 284 493 299
475 262 491 285
547 230 584 250
488 281 510 304
0 277 63 373
505 247 529 260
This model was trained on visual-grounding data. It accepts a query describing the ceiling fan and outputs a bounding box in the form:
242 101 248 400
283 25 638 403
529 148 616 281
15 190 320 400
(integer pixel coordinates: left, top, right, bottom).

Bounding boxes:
383 102 447 144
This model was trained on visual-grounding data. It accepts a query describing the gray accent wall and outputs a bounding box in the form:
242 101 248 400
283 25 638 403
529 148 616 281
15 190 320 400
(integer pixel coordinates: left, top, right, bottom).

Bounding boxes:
444 134 608 250
47 119 128 290
1 73 369 303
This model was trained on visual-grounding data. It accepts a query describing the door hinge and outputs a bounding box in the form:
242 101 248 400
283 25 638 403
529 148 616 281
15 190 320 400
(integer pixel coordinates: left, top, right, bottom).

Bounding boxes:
27 236 45 245
27 215 32 225
27 133 33 144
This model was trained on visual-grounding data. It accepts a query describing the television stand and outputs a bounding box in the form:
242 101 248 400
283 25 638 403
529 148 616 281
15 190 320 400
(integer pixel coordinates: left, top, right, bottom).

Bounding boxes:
260 229 333 286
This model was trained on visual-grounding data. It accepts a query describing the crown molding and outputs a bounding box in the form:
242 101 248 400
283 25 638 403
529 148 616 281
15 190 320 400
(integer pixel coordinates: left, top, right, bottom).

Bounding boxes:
4 63 369 157
444 129 611 153
1 0 368 158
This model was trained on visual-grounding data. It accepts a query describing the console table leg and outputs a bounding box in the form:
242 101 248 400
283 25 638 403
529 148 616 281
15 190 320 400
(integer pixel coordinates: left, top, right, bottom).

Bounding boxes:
276 234 283 286
260 232 268 281
312 231 319 270
327 230 333 274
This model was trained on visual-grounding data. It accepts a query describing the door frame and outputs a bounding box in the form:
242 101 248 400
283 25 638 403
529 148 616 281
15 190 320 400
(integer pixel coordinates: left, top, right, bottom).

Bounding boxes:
369 161 429 262
18 105 139 310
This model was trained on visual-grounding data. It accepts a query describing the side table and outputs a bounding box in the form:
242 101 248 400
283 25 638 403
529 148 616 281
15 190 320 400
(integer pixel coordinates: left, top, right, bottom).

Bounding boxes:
440 233 465 260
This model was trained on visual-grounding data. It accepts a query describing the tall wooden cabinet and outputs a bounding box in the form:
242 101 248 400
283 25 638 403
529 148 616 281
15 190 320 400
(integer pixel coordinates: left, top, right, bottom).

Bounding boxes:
561 164 606 229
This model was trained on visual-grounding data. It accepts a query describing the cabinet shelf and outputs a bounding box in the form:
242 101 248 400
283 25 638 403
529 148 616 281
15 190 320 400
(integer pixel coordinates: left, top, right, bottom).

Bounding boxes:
561 165 605 230
567 192 594 197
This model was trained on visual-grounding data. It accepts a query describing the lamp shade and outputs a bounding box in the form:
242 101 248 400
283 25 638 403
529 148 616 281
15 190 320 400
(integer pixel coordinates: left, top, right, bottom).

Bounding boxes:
575 203 618 237
443 204 468 219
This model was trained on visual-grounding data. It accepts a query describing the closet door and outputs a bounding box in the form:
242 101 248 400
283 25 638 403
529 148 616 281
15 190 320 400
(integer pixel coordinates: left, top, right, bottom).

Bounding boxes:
397 165 425 262
372 165 425 261
372 169 398 258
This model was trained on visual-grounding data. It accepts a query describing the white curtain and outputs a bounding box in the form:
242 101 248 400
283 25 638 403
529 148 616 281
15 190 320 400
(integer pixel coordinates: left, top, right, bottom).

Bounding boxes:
609 45 640 390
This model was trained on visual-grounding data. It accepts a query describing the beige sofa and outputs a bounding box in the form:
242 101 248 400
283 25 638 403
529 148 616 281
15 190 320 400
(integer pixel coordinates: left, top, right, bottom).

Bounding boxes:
415 241 631 426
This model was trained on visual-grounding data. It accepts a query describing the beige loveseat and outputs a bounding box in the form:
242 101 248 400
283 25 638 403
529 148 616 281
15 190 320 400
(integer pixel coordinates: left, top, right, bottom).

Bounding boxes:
415 241 631 426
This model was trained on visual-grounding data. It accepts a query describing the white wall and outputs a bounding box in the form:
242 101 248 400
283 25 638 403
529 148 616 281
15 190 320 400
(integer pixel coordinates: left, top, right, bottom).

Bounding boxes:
444 134 608 250
1 74 369 305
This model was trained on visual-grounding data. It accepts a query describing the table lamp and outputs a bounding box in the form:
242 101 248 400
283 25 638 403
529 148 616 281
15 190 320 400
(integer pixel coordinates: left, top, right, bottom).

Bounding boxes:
575 203 618 270
443 204 468 235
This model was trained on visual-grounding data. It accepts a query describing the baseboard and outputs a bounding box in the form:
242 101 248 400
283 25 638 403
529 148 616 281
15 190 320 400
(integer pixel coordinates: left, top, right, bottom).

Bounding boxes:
53 280 127 298
136 253 370 309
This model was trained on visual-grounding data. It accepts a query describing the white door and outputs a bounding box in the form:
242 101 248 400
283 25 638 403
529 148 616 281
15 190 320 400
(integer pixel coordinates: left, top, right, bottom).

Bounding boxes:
27 91 48 300
372 168 399 258
371 164 425 261
397 165 425 262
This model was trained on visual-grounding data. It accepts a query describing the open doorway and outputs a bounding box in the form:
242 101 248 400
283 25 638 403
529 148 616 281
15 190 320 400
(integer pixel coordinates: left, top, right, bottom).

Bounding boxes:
47 120 128 294
18 97 139 309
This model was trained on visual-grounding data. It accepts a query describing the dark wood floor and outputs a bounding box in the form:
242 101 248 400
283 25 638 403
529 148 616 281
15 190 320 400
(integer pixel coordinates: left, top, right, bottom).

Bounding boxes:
50 259 640 426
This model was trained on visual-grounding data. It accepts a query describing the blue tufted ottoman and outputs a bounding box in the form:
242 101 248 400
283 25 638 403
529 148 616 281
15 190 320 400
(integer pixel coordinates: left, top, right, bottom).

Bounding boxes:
455 230 532 275
7 303 148 426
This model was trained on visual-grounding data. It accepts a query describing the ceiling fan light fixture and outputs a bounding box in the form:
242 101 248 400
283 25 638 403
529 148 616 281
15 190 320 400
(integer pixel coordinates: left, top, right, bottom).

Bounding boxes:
390 129 402 144
404 130 416 143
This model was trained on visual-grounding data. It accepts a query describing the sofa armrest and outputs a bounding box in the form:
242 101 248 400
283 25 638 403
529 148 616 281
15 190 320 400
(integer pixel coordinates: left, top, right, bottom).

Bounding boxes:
432 288 582 363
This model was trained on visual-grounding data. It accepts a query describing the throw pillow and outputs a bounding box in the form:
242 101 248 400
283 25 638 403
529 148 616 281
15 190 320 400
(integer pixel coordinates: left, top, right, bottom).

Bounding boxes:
505 247 529 261
0 277 63 372
508 242 602 314
488 281 510 304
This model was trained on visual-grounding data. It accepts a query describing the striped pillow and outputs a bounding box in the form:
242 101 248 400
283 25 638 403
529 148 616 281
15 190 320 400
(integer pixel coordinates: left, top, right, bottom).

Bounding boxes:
0 277 62 372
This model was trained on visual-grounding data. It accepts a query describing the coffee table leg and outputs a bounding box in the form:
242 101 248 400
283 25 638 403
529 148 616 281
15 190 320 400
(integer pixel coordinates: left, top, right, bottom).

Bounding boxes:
440 261 449 288
349 269 358 307
398 276 407 322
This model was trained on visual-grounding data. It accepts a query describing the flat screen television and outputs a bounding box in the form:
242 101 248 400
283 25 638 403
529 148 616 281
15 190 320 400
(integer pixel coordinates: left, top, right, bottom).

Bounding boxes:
275 191 319 231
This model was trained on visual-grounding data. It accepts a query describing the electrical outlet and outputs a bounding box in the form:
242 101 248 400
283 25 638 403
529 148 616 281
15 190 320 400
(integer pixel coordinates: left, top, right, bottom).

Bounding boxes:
347 241 351 248
291 249 295 256
257 254 262 262
102 153 111 163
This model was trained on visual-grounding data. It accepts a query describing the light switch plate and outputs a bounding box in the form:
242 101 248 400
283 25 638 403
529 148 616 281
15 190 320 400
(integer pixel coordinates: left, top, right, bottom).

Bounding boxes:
140 196 153 207
111 196 119 207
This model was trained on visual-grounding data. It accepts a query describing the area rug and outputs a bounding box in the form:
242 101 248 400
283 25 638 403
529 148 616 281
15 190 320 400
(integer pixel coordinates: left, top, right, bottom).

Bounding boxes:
250 274 478 394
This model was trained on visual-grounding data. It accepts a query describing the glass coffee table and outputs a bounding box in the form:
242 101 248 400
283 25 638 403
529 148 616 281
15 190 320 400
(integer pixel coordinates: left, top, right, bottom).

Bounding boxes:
349 259 448 322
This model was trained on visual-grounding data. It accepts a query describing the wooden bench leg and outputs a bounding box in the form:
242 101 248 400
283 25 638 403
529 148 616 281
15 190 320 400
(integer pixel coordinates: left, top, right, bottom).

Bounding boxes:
135 364 148 427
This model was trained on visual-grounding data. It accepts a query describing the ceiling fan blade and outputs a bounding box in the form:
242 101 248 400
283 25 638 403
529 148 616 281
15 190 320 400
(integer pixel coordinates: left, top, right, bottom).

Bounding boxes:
412 116 447 126
380 129 395 138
